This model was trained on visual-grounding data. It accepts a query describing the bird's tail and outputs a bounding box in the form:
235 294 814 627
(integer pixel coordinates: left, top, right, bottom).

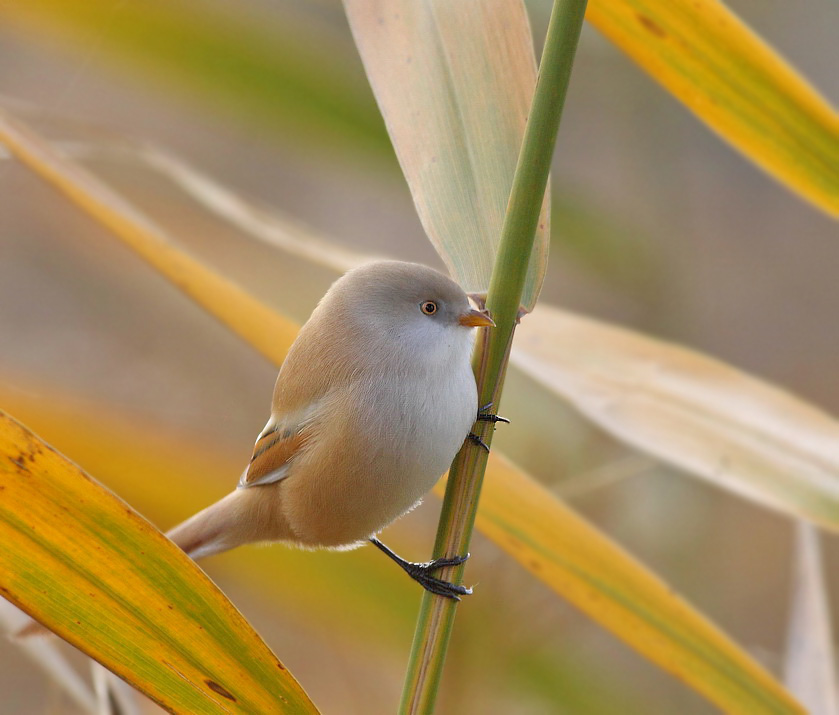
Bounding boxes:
167 490 247 560
167 484 294 560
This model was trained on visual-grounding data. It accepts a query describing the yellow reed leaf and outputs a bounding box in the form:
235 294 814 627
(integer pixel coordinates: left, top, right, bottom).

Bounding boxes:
587 0 839 216
450 454 803 714
0 410 317 714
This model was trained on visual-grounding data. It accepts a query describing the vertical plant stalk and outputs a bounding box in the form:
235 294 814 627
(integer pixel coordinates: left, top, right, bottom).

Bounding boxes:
399 1 589 712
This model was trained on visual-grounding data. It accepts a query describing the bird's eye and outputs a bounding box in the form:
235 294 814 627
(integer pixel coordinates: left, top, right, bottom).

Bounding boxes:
420 301 438 315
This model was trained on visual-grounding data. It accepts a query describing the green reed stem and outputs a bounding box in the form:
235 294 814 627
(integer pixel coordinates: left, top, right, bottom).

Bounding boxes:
398 1 589 712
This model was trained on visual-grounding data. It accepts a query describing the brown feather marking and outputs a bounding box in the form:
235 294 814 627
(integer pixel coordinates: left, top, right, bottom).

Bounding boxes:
244 427 306 486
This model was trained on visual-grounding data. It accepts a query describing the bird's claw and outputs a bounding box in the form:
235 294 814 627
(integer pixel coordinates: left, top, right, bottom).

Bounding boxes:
412 573 473 601
425 553 470 570
468 432 490 452
477 402 510 425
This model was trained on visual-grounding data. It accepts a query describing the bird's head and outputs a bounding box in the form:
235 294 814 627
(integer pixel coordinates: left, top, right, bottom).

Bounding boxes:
332 261 494 345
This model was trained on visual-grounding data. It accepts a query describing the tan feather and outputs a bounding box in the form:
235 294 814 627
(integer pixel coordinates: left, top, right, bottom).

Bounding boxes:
239 414 312 488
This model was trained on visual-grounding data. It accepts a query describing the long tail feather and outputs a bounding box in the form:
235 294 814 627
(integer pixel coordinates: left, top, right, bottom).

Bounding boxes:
167 483 294 560
166 490 245 560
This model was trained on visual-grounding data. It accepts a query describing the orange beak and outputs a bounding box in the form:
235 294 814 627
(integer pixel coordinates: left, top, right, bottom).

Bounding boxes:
458 308 495 328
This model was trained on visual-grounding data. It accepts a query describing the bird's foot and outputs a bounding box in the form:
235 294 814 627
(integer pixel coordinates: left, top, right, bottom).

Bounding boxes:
476 402 510 425
468 432 490 452
370 538 473 601
402 559 473 600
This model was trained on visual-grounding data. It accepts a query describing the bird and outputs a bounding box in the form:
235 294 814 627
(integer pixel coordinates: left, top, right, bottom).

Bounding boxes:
167 260 502 600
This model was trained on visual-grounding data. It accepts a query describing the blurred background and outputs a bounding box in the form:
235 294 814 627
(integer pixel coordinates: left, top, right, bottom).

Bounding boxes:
1 0 837 712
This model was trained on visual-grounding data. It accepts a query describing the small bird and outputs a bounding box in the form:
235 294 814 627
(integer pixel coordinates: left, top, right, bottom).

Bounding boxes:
167 260 499 599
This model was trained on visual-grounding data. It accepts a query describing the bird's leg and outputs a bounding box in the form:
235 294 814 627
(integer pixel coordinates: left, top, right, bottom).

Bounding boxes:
369 537 472 601
476 401 510 425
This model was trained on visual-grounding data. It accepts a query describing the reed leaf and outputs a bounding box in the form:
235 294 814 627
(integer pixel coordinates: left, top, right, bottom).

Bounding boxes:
513 306 839 530
0 411 316 714
344 0 550 310
783 522 839 714
588 0 839 216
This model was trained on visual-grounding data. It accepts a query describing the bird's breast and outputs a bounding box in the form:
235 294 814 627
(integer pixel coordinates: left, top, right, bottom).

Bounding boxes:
357 354 477 487
279 348 478 547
